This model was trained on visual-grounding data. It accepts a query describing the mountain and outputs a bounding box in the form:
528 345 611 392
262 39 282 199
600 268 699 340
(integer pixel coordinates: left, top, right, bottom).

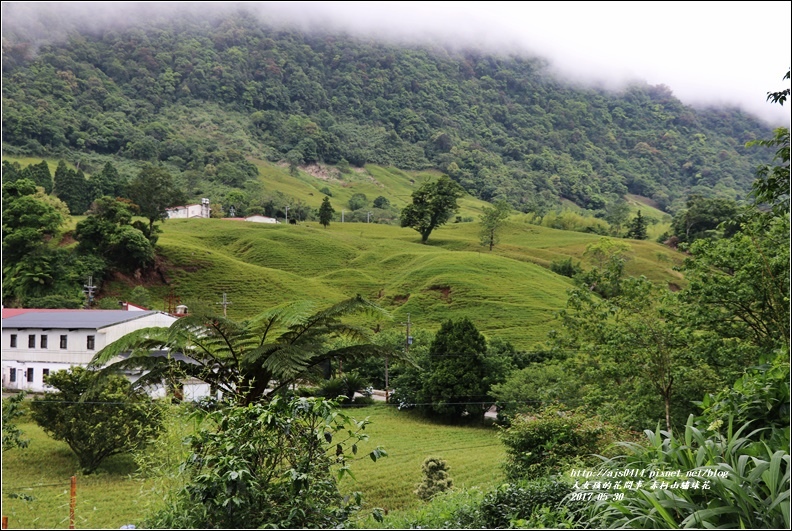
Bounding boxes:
1 10 776 216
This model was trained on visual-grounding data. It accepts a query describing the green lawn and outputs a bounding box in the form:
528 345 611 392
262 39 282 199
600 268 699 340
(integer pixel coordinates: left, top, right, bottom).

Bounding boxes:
1 402 504 529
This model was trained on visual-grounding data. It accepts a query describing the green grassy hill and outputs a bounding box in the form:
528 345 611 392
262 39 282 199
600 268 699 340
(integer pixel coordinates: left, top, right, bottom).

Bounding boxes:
4 155 684 347
123 215 683 349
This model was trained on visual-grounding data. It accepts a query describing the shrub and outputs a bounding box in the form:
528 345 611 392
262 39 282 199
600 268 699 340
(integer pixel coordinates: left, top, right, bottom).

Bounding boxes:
141 397 386 529
30 367 164 473
415 457 453 501
550 257 583 278
499 407 622 481
476 479 574 528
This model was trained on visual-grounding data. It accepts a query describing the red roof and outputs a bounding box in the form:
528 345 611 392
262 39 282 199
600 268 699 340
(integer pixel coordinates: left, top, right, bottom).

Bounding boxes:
2 308 78 318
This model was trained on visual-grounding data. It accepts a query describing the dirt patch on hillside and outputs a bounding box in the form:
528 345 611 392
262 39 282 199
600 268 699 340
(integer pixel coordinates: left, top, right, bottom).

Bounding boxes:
301 163 343 182
392 294 410 305
427 285 452 302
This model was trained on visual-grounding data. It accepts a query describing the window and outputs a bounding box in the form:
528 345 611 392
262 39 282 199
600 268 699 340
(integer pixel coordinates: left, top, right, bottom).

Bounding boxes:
87 335 95 350
43 368 50 377
9 368 16 382
10 334 17 348
26 368 34 382
60 335 68 349
41 335 48 349
28 334 36 348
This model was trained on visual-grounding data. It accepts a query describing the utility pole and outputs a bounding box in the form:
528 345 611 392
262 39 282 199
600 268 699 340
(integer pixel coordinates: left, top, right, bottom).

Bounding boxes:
284 206 289 224
83 276 96 308
217 292 232 317
342 210 345 222
367 211 372 223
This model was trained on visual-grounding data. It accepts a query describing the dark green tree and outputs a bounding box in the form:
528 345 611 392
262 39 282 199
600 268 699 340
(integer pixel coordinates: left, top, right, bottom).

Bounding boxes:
400 176 464 243
30 366 163 473
348 193 368 211
74 197 155 273
89 161 124 202
53 161 90 215
670 196 739 243
126 165 185 233
415 318 493 422
373 195 390 209
28 160 53 194
318 196 335 228
2 179 64 263
479 199 510 251
625 210 648 240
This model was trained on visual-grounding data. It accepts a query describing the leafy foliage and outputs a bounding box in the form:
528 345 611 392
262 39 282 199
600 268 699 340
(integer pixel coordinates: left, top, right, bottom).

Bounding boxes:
499 407 627 481
415 456 453 501
318 195 335 228
392 318 508 422
29 366 164 473
90 295 391 405
479 199 511 251
140 396 386 529
400 175 464 243
2 392 29 451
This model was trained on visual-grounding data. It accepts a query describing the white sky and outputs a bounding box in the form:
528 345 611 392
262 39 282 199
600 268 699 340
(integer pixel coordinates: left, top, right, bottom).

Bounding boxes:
3 1 791 125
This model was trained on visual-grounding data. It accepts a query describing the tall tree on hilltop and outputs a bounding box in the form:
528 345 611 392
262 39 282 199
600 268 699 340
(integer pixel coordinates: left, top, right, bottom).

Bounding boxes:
400 176 463 244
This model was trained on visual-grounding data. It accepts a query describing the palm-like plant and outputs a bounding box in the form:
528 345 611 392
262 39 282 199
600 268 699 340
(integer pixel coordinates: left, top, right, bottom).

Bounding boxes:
89 295 391 405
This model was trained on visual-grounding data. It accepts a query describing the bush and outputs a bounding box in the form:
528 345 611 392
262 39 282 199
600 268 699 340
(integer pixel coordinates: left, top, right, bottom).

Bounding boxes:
30 367 164 473
415 456 453 501
141 397 386 529
499 407 621 481
550 257 583 278
476 479 574 528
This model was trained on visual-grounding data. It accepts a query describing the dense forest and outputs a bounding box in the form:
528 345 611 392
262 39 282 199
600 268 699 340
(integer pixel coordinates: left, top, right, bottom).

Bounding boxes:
2 10 776 215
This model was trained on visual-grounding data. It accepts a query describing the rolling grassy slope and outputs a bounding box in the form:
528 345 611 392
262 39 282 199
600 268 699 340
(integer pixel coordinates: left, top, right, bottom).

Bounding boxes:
141 212 684 348
4 155 685 346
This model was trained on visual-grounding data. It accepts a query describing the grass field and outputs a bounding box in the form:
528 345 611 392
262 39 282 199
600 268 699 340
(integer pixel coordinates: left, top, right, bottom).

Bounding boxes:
1 402 504 529
5 155 685 348
125 214 684 349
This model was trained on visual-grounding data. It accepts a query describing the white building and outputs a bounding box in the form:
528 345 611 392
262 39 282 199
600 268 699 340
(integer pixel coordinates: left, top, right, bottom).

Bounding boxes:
166 198 211 219
1 309 179 393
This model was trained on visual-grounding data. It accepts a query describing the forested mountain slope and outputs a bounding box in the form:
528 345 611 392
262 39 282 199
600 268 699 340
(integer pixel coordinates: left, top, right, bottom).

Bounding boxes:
2 10 775 214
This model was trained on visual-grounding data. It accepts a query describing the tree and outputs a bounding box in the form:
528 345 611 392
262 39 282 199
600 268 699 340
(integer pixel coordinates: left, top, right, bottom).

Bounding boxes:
394 318 497 422
625 210 648 239
74 197 155 273
2 392 29 451
30 366 163 473
373 195 390 209
318 196 335 228
141 397 386 529
479 199 510 251
90 296 391 406
126 165 185 233
348 192 368 210
89 161 124 202
556 276 714 432
670 196 739 243
400 175 464 243
2 179 64 263
53 161 90 215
